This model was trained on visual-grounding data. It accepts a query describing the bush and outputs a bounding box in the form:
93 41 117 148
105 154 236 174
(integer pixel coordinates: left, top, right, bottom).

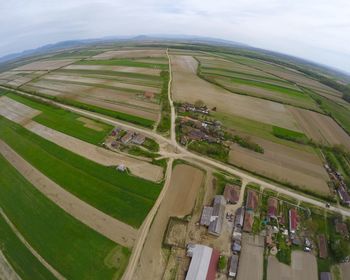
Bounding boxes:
218 256 228 271
232 135 264 153
272 126 309 144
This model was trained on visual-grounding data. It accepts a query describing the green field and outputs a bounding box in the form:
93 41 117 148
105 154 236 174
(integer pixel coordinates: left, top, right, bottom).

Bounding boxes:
6 92 112 145
0 215 56 280
76 59 168 70
0 154 130 279
0 116 162 228
272 126 309 144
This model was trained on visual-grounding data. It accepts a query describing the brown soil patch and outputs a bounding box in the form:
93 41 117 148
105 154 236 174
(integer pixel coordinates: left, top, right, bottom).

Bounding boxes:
170 55 300 131
64 64 161 75
0 96 40 125
15 59 76 71
228 138 330 195
77 117 104 131
92 49 166 60
340 262 350 279
134 164 204 280
0 140 136 248
24 121 163 182
163 218 188 248
290 107 350 150
267 252 317 280
237 234 264 280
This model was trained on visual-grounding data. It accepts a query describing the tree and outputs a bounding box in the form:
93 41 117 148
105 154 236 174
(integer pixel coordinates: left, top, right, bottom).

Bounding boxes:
330 237 350 262
194 99 205 108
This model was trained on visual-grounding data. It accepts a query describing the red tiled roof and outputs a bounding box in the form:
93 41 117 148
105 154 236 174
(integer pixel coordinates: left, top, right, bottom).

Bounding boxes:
206 249 219 280
318 234 328 259
246 190 258 211
223 184 240 203
267 197 278 218
243 211 254 232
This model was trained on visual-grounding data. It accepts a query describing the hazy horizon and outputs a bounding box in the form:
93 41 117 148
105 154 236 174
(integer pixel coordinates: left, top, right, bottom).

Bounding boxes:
1 0 349 73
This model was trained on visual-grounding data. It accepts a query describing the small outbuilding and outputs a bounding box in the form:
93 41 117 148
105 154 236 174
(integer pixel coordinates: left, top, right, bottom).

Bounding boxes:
229 255 239 278
223 184 240 204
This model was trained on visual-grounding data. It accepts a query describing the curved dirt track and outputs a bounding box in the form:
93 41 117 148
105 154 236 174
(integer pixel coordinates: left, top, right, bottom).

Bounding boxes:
0 140 137 248
0 251 21 280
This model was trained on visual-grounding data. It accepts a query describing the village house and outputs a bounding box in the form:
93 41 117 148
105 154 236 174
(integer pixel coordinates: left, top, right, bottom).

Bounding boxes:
243 211 254 233
229 255 239 278
234 207 245 228
208 195 226 236
200 206 213 227
223 184 240 204
131 133 146 145
338 186 350 206
186 244 219 280
320 272 332 280
335 220 349 238
121 131 134 144
267 197 278 219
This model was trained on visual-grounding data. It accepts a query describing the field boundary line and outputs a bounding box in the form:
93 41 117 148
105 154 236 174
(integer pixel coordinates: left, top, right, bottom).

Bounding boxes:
0 208 66 280
0 250 22 280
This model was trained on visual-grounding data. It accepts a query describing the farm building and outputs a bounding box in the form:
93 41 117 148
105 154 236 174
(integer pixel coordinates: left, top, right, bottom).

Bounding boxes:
186 244 219 280
246 190 258 211
131 134 146 145
208 195 226 236
320 272 332 280
234 207 245 228
267 197 278 219
121 131 134 144
338 186 350 206
289 208 298 234
318 234 328 259
243 211 254 233
229 255 239 278
232 227 242 242
232 240 241 253
223 184 240 204
200 206 213 226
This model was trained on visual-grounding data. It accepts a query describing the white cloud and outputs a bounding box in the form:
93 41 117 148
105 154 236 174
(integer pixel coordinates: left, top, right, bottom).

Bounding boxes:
0 0 349 72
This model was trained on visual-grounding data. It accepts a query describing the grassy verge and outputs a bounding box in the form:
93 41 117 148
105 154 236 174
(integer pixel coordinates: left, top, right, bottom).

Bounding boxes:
6 92 113 145
0 116 162 228
272 126 309 144
0 154 130 279
213 172 241 195
188 140 229 162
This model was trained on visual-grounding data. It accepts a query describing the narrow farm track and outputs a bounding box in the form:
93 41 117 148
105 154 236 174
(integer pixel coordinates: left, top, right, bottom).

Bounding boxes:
0 208 66 280
0 140 138 248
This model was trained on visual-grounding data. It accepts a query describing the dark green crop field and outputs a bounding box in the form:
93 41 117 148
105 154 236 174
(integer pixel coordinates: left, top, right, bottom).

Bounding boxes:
0 116 163 228
0 154 130 279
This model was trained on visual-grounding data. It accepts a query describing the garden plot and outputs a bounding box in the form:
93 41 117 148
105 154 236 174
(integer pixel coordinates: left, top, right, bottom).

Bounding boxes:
0 96 40 124
24 121 163 182
267 252 317 280
289 107 350 150
171 55 301 131
91 49 166 60
228 137 330 195
14 59 76 71
135 164 204 280
64 64 161 75
237 234 264 280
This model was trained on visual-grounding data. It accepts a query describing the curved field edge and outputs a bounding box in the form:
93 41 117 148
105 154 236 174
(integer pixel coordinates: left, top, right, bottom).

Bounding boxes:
0 116 163 228
0 153 130 279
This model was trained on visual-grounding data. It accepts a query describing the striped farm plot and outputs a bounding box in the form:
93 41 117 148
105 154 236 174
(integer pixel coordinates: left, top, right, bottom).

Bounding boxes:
0 70 46 87
171 55 301 131
64 64 162 75
0 96 40 124
0 152 130 279
14 59 77 71
91 49 166 60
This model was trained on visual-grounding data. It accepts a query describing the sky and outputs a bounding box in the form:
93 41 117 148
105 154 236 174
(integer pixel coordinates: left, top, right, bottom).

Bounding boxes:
1 0 349 72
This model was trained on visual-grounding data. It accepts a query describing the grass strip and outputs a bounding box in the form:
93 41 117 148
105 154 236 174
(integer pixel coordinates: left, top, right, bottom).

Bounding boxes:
0 154 130 279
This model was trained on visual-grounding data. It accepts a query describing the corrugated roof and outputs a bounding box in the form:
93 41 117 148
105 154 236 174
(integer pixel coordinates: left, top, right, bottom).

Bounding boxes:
185 245 213 280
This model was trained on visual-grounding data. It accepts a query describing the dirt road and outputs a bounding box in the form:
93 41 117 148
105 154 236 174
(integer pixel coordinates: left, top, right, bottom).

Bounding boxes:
0 251 21 280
